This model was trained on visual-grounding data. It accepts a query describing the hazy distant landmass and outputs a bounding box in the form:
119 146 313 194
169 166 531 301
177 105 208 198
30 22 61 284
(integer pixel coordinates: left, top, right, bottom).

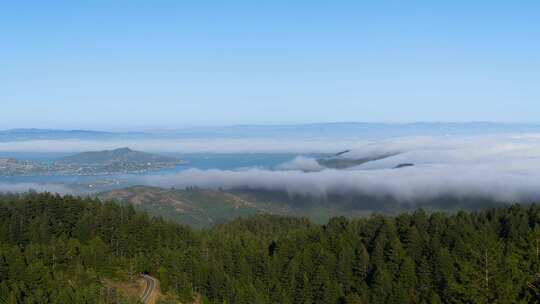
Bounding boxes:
0 148 185 176
2 122 540 142
0 128 143 141
58 147 180 165
0 158 51 176
317 150 399 169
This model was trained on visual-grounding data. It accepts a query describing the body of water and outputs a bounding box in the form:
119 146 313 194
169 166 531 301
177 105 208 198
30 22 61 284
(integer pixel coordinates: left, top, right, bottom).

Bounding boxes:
0 153 325 189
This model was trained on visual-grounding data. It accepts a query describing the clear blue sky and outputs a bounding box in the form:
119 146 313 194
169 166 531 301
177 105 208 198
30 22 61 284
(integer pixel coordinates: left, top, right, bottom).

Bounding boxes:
1 0 539 130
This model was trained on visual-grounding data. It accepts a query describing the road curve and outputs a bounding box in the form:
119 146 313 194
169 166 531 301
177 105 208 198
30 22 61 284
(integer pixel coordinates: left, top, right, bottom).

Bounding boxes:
141 275 158 304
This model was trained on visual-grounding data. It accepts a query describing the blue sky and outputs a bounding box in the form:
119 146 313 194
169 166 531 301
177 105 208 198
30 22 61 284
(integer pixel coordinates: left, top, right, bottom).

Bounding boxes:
1 1 539 130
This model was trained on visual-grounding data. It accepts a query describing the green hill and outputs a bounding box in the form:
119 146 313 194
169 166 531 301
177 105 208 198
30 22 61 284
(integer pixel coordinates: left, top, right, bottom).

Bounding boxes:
98 186 510 228
98 186 291 228
58 147 181 165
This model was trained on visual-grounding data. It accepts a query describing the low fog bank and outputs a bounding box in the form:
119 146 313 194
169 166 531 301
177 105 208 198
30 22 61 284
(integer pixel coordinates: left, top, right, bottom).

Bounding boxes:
1 133 539 154
0 139 368 153
1 134 540 208
130 133 540 204
133 165 539 203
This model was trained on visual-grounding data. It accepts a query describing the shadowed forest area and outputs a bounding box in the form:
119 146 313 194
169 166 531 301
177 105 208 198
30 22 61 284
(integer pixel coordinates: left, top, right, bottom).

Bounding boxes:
1 193 540 303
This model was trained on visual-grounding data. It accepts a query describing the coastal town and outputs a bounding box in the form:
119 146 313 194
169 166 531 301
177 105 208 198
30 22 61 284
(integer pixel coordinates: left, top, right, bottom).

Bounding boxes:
0 148 186 176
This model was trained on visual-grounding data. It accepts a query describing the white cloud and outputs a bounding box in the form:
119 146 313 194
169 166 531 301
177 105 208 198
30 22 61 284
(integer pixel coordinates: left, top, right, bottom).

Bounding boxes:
275 156 325 171
124 133 540 202
0 138 363 153
2 133 540 204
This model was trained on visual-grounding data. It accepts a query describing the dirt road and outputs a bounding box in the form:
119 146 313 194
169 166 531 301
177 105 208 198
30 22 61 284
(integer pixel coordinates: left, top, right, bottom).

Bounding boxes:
141 275 159 304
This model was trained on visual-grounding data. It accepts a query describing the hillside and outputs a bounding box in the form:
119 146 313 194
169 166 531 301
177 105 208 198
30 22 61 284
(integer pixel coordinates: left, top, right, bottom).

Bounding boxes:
0 148 186 176
98 186 291 228
58 147 181 165
98 186 510 228
317 150 399 169
98 186 385 227
2 193 540 303
0 158 49 176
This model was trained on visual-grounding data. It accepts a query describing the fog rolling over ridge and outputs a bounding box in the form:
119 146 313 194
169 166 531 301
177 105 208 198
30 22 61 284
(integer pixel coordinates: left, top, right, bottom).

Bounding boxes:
1 125 540 209
123 133 540 205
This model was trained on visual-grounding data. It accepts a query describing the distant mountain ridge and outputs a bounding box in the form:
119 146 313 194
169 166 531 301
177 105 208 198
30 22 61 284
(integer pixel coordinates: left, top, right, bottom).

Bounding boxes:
3 122 540 142
0 128 144 141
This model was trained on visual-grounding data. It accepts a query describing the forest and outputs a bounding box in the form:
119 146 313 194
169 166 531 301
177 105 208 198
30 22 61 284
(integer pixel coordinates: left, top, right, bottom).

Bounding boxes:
1 192 540 303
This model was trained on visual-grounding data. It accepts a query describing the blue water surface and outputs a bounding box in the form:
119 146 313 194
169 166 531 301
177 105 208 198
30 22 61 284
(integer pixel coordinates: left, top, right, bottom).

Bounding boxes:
0 152 325 187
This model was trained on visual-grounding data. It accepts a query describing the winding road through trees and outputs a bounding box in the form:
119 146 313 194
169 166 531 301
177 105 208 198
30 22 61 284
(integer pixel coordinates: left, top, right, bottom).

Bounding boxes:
140 275 158 304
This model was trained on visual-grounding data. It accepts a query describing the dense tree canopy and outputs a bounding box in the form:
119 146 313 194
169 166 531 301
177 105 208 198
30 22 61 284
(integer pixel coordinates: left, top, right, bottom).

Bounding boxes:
1 192 540 303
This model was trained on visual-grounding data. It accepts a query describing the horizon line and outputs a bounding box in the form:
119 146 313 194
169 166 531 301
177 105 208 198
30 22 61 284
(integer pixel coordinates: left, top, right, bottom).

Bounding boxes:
3 121 540 133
